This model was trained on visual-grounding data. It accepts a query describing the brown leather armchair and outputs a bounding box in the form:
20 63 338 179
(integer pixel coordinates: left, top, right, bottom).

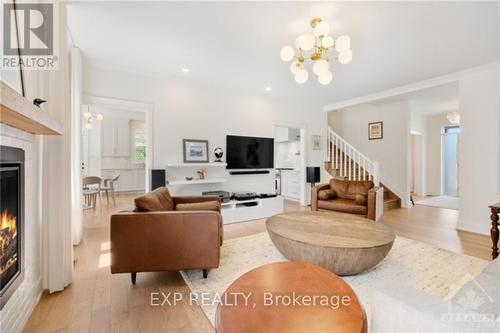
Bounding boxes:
311 179 384 220
110 187 223 284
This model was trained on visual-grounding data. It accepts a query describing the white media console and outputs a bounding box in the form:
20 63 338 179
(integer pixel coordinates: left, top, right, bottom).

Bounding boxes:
164 162 284 223
221 196 284 224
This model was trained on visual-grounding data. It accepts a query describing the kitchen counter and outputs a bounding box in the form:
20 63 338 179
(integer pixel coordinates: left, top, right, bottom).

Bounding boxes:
101 167 144 171
101 168 145 192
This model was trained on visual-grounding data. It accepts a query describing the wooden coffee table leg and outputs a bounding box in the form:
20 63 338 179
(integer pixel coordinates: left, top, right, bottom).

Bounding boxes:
491 208 499 259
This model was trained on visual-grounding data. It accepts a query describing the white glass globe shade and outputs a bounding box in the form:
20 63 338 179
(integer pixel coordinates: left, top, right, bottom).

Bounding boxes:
335 35 351 53
313 21 330 37
280 46 295 62
294 36 302 49
321 36 334 48
338 49 353 64
84 122 93 129
96 114 104 121
318 71 333 85
83 111 91 119
446 112 460 125
297 33 316 51
294 69 309 84
290 60 301 74
313 59 329 76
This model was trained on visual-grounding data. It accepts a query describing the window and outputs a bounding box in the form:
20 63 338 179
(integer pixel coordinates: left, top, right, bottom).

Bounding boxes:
444 126 460 134
134 132 146 162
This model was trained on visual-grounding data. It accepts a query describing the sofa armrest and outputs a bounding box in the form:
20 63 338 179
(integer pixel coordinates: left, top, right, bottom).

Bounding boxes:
311 183 330 211
367 186 384 220
110 210 221 274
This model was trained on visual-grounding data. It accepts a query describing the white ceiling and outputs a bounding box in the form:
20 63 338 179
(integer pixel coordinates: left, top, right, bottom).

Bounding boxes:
67 1 499 106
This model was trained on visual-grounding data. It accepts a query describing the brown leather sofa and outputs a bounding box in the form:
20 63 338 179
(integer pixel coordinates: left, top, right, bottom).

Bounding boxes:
110 187 223 284
311 178 384 220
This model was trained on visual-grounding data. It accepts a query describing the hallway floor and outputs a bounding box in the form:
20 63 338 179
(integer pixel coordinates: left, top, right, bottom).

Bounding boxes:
415 195 459 210
23 194 491 333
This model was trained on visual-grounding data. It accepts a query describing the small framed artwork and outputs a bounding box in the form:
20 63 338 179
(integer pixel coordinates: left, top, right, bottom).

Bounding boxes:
183 139 209 163
368 122 383 140
311 135 321 150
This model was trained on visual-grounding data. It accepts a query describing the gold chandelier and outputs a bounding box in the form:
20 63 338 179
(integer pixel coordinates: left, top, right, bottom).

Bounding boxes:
280 18 352 85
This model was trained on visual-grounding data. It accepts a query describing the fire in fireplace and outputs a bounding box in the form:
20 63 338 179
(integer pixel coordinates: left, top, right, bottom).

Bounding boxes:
0 146 24 310
1 208 18 290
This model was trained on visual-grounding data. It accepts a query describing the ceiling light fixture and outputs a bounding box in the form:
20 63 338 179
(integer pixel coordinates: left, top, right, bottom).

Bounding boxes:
182 67 190 73
265 87 272 92
280 18 352 85
82 107 103 130
446 111 460 125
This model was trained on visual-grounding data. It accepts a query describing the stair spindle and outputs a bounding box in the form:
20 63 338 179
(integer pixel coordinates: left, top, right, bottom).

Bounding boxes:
348 146 352 180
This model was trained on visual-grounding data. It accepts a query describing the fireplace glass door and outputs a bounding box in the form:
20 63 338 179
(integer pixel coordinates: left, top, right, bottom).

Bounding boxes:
0 165 20 292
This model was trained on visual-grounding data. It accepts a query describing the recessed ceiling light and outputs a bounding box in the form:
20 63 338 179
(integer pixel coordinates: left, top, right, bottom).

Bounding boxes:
182 67 190 73
265 87 272 92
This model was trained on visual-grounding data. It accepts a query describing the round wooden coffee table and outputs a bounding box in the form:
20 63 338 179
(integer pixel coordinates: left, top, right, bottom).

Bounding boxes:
215 262 366 333
266 211 395 275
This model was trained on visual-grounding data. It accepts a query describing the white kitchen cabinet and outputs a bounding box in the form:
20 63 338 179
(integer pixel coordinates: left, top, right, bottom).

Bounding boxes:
101 168 145 192
275 127 300 143
101 124 115 156
101 120 129 157
275 126 289 143
281 170 301 201
136 169 145 190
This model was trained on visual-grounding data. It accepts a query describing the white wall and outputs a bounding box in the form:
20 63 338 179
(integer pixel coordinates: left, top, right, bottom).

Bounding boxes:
458 66 500 235
83 66 326 199
411 134 424 195
328 101 412 206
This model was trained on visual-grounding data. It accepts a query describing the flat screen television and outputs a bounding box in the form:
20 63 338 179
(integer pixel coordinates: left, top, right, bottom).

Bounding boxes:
226 135 274 169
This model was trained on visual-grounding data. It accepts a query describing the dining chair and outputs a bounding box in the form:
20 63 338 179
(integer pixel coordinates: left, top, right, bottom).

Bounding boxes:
82 176 102 210
101 174 120 206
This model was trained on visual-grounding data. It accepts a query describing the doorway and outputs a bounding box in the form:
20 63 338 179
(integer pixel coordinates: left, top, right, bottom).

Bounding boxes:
442 125 460 197
273 123 307 206
411 133 424 196
82 96 153 194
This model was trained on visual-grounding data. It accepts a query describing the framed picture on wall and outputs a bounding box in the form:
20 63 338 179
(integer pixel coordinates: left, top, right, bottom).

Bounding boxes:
311 135 321 150
183 139 209 163
368 122 383 140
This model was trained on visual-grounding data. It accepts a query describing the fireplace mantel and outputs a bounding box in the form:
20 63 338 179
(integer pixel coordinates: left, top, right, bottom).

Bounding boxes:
0 81 63 135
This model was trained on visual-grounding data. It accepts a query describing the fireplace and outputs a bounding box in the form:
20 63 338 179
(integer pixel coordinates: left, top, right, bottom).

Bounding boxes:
0 146 24 310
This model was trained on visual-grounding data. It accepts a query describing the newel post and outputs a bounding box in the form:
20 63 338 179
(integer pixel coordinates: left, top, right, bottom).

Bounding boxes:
372 161 380 187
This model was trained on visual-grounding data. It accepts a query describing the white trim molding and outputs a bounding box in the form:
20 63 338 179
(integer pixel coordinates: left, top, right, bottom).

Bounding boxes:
323 61 500 112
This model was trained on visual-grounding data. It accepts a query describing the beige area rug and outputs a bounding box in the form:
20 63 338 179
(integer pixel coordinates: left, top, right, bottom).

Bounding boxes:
180 232 487 326
416 195 459 210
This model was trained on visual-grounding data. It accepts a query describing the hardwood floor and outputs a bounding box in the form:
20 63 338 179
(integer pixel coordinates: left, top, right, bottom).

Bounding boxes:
23 194 492 333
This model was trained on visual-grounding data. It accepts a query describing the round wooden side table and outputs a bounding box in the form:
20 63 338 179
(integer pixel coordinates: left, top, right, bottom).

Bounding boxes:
215 262 366 333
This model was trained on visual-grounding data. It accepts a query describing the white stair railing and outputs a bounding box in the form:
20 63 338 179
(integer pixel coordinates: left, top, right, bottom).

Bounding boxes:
326 127 380 186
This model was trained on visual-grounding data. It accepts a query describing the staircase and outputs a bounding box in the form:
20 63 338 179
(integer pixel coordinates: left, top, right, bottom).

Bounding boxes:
326 127 401 211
